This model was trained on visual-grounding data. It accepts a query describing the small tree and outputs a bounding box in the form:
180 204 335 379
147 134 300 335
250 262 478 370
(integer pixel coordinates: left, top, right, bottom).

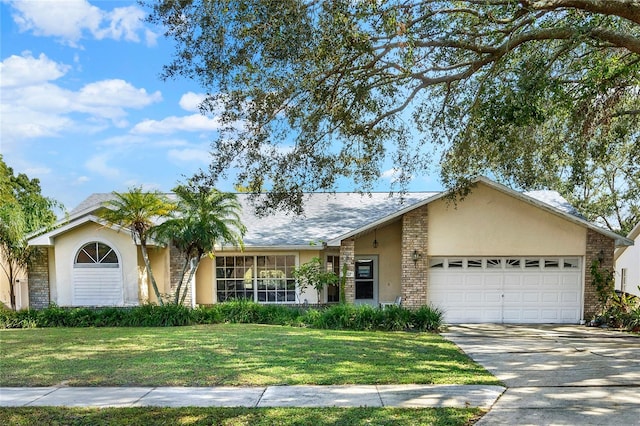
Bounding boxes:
99 187 175 306
0 156 60 310
152 184 245 305
292 257 338 304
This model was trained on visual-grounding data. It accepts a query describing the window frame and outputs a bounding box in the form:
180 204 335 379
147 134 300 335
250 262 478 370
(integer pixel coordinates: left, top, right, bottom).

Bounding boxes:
216 254 298 304
74 241 119 268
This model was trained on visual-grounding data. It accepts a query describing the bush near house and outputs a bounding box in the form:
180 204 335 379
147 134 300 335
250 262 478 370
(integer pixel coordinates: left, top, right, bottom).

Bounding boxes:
0 301 444 332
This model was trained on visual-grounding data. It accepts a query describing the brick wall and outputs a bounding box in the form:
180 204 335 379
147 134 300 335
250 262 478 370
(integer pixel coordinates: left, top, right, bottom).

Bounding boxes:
28 247 50 309
401 205 428 308
340 239 355 303
169 244 192 306
584 229 615 320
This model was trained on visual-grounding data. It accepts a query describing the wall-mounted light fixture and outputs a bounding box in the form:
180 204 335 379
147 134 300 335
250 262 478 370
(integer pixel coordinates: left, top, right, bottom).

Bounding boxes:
373 229 378 249
597 249 605 263
412 249 422 266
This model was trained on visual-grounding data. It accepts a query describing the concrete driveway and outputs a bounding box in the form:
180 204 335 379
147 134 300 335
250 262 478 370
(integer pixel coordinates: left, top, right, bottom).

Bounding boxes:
443 324 640 425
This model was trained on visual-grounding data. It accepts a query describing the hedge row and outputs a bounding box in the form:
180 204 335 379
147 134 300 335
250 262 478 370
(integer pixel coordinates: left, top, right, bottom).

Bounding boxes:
0 301 443 332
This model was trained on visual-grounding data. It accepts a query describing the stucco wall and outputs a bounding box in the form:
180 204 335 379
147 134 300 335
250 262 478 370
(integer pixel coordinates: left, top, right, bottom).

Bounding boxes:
51 222 139 306
353 221 403 304
0 254 28 310
143 246 170 304
428 184 587 256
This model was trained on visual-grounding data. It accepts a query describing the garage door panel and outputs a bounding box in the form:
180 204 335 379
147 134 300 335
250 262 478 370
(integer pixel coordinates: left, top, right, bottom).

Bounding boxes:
541 292 560 303
521 292 539 303
428 257 582 324
561 292 579 303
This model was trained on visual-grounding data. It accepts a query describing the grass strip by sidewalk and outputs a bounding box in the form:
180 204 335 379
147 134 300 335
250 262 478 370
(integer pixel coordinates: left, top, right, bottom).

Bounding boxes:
0 407 485 426
0 324 499 387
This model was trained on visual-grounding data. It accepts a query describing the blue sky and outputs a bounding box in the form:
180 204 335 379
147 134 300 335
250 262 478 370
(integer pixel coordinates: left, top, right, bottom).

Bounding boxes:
1 0 440 213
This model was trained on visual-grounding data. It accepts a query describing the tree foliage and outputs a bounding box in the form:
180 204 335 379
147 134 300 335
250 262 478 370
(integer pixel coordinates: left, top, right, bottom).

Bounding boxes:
0 155 60 309
148 0 639 231
99 187 175 305
152 184 246 305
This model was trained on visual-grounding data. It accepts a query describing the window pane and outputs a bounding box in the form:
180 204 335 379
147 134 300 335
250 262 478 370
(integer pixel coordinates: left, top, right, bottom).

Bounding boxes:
505 258 521 268
525 259 540 268
448 259 463 268
467 259 482 268
544 259 560 269
486 259 501 268
75 242 118 265
429 259 444 268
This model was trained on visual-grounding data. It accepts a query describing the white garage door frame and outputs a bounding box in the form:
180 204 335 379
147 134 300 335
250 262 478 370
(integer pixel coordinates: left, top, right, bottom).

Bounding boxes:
428 257 583 324
72 240 124 306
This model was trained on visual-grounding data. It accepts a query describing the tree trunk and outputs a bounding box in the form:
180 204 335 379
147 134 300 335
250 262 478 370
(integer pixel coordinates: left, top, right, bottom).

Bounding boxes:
140 243 163 306
180 258 201 306
173 257 191 305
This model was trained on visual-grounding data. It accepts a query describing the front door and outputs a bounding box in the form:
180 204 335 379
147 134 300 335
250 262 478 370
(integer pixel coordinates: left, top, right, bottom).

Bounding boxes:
355 256 378 305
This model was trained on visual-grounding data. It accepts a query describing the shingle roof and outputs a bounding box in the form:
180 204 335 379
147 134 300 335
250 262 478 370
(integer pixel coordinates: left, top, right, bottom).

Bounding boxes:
68 192 435 248
239 192 435 247
53 181 619 249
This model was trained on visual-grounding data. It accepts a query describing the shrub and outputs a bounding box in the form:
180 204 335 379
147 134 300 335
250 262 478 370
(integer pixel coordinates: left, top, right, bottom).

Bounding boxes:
411 305 444 332
0 301 443 332
0 306 38 329
191 305 224 324
380 305 411 331
217 299 261 323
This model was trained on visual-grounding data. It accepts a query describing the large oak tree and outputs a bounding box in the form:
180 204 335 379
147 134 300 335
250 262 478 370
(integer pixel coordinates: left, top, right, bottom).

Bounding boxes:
148 0 639 232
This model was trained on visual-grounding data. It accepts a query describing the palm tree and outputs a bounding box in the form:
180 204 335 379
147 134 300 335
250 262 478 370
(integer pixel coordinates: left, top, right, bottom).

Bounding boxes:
153 184 246 305
99 187 175 305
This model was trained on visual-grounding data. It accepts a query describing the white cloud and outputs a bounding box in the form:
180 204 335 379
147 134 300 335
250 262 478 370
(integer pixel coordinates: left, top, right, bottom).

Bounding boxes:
0 52 162 142
0 52 70 87
168 147 210 165
6 0 157 47
179 92 207 112
85 153 121 179
131 114 223 134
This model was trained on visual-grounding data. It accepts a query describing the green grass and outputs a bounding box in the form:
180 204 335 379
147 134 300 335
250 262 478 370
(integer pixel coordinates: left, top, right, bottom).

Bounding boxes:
0 407 485 426
0 324 499 387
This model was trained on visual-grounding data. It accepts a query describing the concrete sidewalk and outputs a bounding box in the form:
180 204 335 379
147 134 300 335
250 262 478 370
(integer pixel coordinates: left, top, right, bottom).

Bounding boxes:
0 384 504 409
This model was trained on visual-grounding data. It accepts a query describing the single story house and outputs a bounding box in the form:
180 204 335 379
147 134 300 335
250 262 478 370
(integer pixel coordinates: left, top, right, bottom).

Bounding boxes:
614 221 640 298
26 177 633 324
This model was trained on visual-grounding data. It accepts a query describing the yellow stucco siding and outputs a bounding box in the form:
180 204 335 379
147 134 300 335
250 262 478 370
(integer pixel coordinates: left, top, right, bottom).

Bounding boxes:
50 222 140 306
0 253 28 310
195 256 213 304
428 184 586 256
145 246 170 303
354 220 403 303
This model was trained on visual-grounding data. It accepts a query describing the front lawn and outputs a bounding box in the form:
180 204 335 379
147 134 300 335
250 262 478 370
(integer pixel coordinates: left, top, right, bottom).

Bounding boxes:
0 407 485 426
0 324 499 387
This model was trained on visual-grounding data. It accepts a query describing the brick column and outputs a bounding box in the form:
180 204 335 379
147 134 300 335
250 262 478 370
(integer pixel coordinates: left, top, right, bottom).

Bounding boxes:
584 229 615 320
340 239 355 303
169 244 192 306
28 247 50 309
401 205 428 308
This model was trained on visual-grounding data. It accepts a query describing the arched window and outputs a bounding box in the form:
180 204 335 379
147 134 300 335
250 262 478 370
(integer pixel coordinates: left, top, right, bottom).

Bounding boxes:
75 242 119 267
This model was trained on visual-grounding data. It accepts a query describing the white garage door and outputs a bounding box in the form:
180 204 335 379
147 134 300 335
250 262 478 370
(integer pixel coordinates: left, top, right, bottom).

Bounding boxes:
428 257 582 324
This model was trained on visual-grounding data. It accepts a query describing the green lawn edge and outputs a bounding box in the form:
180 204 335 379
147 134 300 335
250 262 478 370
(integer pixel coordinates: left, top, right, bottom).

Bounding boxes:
0 407 486 426
0 324 500 387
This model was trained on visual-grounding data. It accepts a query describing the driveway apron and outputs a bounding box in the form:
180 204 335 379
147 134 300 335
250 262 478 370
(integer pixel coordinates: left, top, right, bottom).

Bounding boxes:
443 324 640 425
